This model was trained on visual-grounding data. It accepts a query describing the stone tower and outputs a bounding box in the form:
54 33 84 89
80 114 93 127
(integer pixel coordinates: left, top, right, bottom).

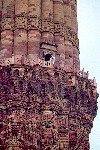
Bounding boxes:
0 0 98 150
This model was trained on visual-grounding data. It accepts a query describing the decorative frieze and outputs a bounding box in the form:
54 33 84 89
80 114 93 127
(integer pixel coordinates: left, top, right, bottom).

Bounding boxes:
42 19 54 33
1 17 14 30
54 23 64 36
28 17 41 30
65 26 79 48
15 16 27 30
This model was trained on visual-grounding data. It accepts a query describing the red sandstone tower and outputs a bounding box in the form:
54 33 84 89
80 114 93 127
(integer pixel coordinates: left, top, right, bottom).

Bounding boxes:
0 0 98 150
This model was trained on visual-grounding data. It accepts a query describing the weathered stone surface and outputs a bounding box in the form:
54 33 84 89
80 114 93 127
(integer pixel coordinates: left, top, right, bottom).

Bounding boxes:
0 0 98 150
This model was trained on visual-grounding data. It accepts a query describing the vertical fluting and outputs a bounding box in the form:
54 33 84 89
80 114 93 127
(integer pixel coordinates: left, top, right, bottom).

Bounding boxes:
0 0 2 19
71 0 80 72
71 0 77 33
53 0 65 68
64 0 71 28
64 0 74 72
0 0 2 49
14 0 28 65
1 0 14 65
0 0 80 70
28 0 41 65
41 0 54 42
64 0 80 72
53 0 64 23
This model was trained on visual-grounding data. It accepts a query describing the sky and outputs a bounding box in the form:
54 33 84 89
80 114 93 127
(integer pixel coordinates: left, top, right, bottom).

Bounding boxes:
77 0 100 149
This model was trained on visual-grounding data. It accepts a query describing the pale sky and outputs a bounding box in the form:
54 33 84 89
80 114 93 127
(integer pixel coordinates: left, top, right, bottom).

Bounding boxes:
77 0 100 149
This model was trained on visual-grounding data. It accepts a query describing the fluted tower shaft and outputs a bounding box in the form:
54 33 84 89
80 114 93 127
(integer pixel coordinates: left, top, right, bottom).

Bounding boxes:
0 0 80 72
0 1 98 150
